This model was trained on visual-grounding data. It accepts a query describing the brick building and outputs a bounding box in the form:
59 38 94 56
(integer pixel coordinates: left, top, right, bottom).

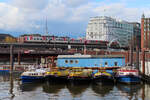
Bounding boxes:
141 14 150 50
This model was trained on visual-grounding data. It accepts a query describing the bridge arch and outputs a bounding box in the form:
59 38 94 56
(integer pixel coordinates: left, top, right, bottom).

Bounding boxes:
108 39 121 48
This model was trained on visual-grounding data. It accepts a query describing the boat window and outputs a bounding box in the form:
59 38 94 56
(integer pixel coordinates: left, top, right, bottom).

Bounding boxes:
105 62 108 66
65 60 68 64
114 62 118 66
75 60 78 64
70 60 73 64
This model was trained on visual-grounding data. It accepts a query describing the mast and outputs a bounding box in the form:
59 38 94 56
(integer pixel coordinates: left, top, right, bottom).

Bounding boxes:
129 29 133 66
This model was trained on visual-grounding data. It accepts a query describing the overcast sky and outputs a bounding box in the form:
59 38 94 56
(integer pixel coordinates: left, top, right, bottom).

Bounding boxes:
0 0 150 38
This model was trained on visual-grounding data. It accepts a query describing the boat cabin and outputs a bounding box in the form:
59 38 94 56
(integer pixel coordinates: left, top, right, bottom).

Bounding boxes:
57 55 125 68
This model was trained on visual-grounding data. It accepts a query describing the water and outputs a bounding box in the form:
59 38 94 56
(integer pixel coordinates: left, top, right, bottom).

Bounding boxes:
0 74 150 100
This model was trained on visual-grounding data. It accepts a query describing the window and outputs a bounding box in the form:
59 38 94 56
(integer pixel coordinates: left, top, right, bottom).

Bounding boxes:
70 60 73 64
105 62 108 66
65 60 68 64
75 60 78 64
114 62 118 66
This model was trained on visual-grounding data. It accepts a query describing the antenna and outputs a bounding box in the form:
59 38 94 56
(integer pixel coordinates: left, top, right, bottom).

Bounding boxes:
45 16 48 35
103 9 106 16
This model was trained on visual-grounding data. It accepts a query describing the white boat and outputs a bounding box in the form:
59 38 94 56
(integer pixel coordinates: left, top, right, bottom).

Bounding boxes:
21 65 49 83
115 65 141 84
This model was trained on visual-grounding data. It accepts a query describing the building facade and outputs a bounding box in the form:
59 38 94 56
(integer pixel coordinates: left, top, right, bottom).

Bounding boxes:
130 22 141 49
86 16 134 47
0 34 16 43
141 14 150 50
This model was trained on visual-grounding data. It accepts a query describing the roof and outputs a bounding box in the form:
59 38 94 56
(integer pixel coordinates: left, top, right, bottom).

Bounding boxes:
0 34 14 40
57 55 125 58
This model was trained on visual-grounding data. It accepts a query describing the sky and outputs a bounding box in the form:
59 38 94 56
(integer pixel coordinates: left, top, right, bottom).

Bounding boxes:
0 0 150 38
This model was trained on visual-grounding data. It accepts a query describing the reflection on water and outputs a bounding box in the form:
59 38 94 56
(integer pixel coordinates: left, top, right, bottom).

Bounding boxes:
0 74 150 100
43 82 66 94
116 83 142 100
92 83 114 97
67 83 89 97
20 83 43 92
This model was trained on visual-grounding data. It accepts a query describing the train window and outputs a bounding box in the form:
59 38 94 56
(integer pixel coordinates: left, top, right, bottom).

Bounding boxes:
75 60 78 64
114 62 118 66
65 60 68 64
70 60 73 64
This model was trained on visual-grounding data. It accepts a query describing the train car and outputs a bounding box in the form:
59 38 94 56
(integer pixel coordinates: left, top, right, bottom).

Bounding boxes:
17 34 115 49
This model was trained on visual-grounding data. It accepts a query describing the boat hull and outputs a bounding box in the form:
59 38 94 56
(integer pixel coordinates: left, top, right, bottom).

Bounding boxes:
21 76 45 83
46 75 68 83
93 76 114 84
116 75 140 84
68 76 92 84
0 69 9 73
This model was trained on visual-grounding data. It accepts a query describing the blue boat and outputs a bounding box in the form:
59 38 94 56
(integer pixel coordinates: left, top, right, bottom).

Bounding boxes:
116 66 141 84
0 69 9 73
0 66 10 73
21 66 49 83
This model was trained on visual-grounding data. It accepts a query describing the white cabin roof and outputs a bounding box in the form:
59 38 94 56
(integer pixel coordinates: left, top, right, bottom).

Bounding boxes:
57 55 124 58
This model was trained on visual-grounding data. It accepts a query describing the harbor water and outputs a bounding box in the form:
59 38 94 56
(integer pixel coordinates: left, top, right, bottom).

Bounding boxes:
0 73 150 100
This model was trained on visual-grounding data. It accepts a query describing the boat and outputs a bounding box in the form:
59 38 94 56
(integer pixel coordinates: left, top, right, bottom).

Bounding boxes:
92 70 114 84
45 68 69 82
0 66 9 73
115 65 141 84
68 67 93 83
20 65 49 83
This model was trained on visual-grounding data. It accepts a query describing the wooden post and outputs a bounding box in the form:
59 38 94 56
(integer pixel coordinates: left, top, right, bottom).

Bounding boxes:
142 84 145 100
142 50 145 74
127 50 130 64
84 45 86 55
9 73 14 99
10 45 14 74
136 45 139 70
18 51 21 65
130 40 133 65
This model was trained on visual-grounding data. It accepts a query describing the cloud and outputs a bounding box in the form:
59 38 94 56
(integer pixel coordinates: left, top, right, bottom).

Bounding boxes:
12 0 48 10
62 0 90 7
93 3 142 22
67 3 96 22
0 0 150 37
43 2 69 20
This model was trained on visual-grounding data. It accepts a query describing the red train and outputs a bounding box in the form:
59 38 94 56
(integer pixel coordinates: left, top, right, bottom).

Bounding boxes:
17 34 109 46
